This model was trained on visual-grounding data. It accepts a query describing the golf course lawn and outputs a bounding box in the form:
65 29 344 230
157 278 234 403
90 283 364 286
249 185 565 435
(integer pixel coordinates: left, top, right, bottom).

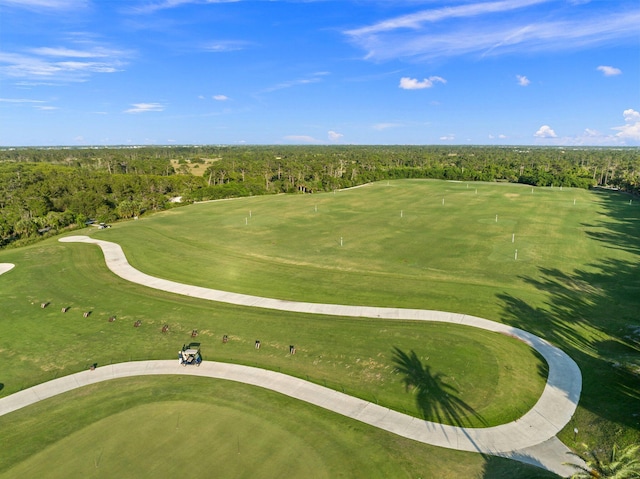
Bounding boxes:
0 376 557 479
1 179 638 477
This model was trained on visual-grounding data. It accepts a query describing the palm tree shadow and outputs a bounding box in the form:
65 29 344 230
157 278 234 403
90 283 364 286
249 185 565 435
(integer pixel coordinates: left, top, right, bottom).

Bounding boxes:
392 347 487 428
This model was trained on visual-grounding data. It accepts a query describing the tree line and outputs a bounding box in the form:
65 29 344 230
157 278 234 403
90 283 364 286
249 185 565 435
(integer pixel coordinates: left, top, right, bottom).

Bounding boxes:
1 145 638 248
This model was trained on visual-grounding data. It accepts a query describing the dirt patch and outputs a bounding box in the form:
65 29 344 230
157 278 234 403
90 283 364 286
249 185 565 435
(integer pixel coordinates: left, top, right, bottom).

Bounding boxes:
504 193 520 198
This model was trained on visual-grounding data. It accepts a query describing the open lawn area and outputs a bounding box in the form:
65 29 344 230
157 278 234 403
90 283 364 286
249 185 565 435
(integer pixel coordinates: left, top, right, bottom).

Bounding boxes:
0 179 638 477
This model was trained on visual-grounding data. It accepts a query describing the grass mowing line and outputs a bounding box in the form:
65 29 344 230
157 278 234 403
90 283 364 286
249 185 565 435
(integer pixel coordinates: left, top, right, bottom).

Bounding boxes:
55 237 582 457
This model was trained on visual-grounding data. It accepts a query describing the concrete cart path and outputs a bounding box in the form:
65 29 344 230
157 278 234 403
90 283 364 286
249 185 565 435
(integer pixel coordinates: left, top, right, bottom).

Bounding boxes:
0 263 15 275
6 237 583 475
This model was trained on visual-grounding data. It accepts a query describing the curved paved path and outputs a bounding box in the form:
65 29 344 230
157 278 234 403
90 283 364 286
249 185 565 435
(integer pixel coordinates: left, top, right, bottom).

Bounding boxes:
0 263 15 275
1 238 583 476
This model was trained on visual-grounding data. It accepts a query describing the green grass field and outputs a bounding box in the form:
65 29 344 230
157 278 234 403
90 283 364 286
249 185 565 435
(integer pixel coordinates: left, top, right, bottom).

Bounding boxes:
0 376 556 479
1 179 638 478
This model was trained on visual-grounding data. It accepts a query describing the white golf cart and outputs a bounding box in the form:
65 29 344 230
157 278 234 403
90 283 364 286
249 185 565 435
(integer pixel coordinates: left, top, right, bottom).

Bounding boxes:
178 343 202 366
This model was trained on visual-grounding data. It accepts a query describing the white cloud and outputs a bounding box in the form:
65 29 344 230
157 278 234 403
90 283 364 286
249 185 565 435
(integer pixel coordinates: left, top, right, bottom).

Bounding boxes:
534 125 557 138
613 109 640 141
516 74 530 86
399 76 446 90
328 130 343 141
597 65 622 76
622 109 640 123
283 135 322 144
213 94 228 101
440 134 455 141
124 103 165 114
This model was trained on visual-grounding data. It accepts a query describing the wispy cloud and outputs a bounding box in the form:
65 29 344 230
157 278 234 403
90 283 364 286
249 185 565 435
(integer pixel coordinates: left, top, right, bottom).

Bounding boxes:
283 135 322 144
0 0 88 10
29 46 120 58
372 122 401 131
344 1 640 62
346 0 549 37
0 97 46 103
128 0 240 14
516 74 530 86
213 94 228 101
597 65 622 76
0 42 129 83
124 103 165 113
203 40 252 53
399 76 445 90
0 97 58 110
262 72 329 93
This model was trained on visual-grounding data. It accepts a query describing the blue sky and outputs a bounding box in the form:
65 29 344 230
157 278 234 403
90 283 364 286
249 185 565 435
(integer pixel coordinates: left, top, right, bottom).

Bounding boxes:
0 0 638 146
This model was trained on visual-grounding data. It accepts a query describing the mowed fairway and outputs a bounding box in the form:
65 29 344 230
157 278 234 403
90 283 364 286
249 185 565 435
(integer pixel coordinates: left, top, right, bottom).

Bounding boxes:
1 179 638 478
0 377 555 479
102 180 604 314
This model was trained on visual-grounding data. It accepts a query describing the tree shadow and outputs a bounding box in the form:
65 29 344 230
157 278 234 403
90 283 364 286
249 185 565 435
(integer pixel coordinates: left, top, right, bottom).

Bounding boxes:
496 189 640 437
480 453 560 479
391 347 487 428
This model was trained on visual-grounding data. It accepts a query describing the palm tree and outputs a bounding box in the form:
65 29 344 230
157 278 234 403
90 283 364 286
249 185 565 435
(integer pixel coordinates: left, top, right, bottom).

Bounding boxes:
565 443 640 478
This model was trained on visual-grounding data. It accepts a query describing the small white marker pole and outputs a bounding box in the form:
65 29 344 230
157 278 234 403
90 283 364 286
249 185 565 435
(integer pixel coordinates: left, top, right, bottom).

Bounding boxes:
573 199 576 206
245 217 248 225
400 210 403 218
630 200 633 205
512 233 515 243
560 185 563 191
515 249 518 260
340 237 343 247
467 184 469 188
442 198 445 206
495 214 498 223
249 210 252 218
315 204 317 212
475 189 477 195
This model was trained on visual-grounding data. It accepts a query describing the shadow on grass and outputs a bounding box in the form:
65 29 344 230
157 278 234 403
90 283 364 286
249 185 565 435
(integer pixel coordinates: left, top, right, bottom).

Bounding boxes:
480 453 560 479
391 347 487 428
497 190 640 439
